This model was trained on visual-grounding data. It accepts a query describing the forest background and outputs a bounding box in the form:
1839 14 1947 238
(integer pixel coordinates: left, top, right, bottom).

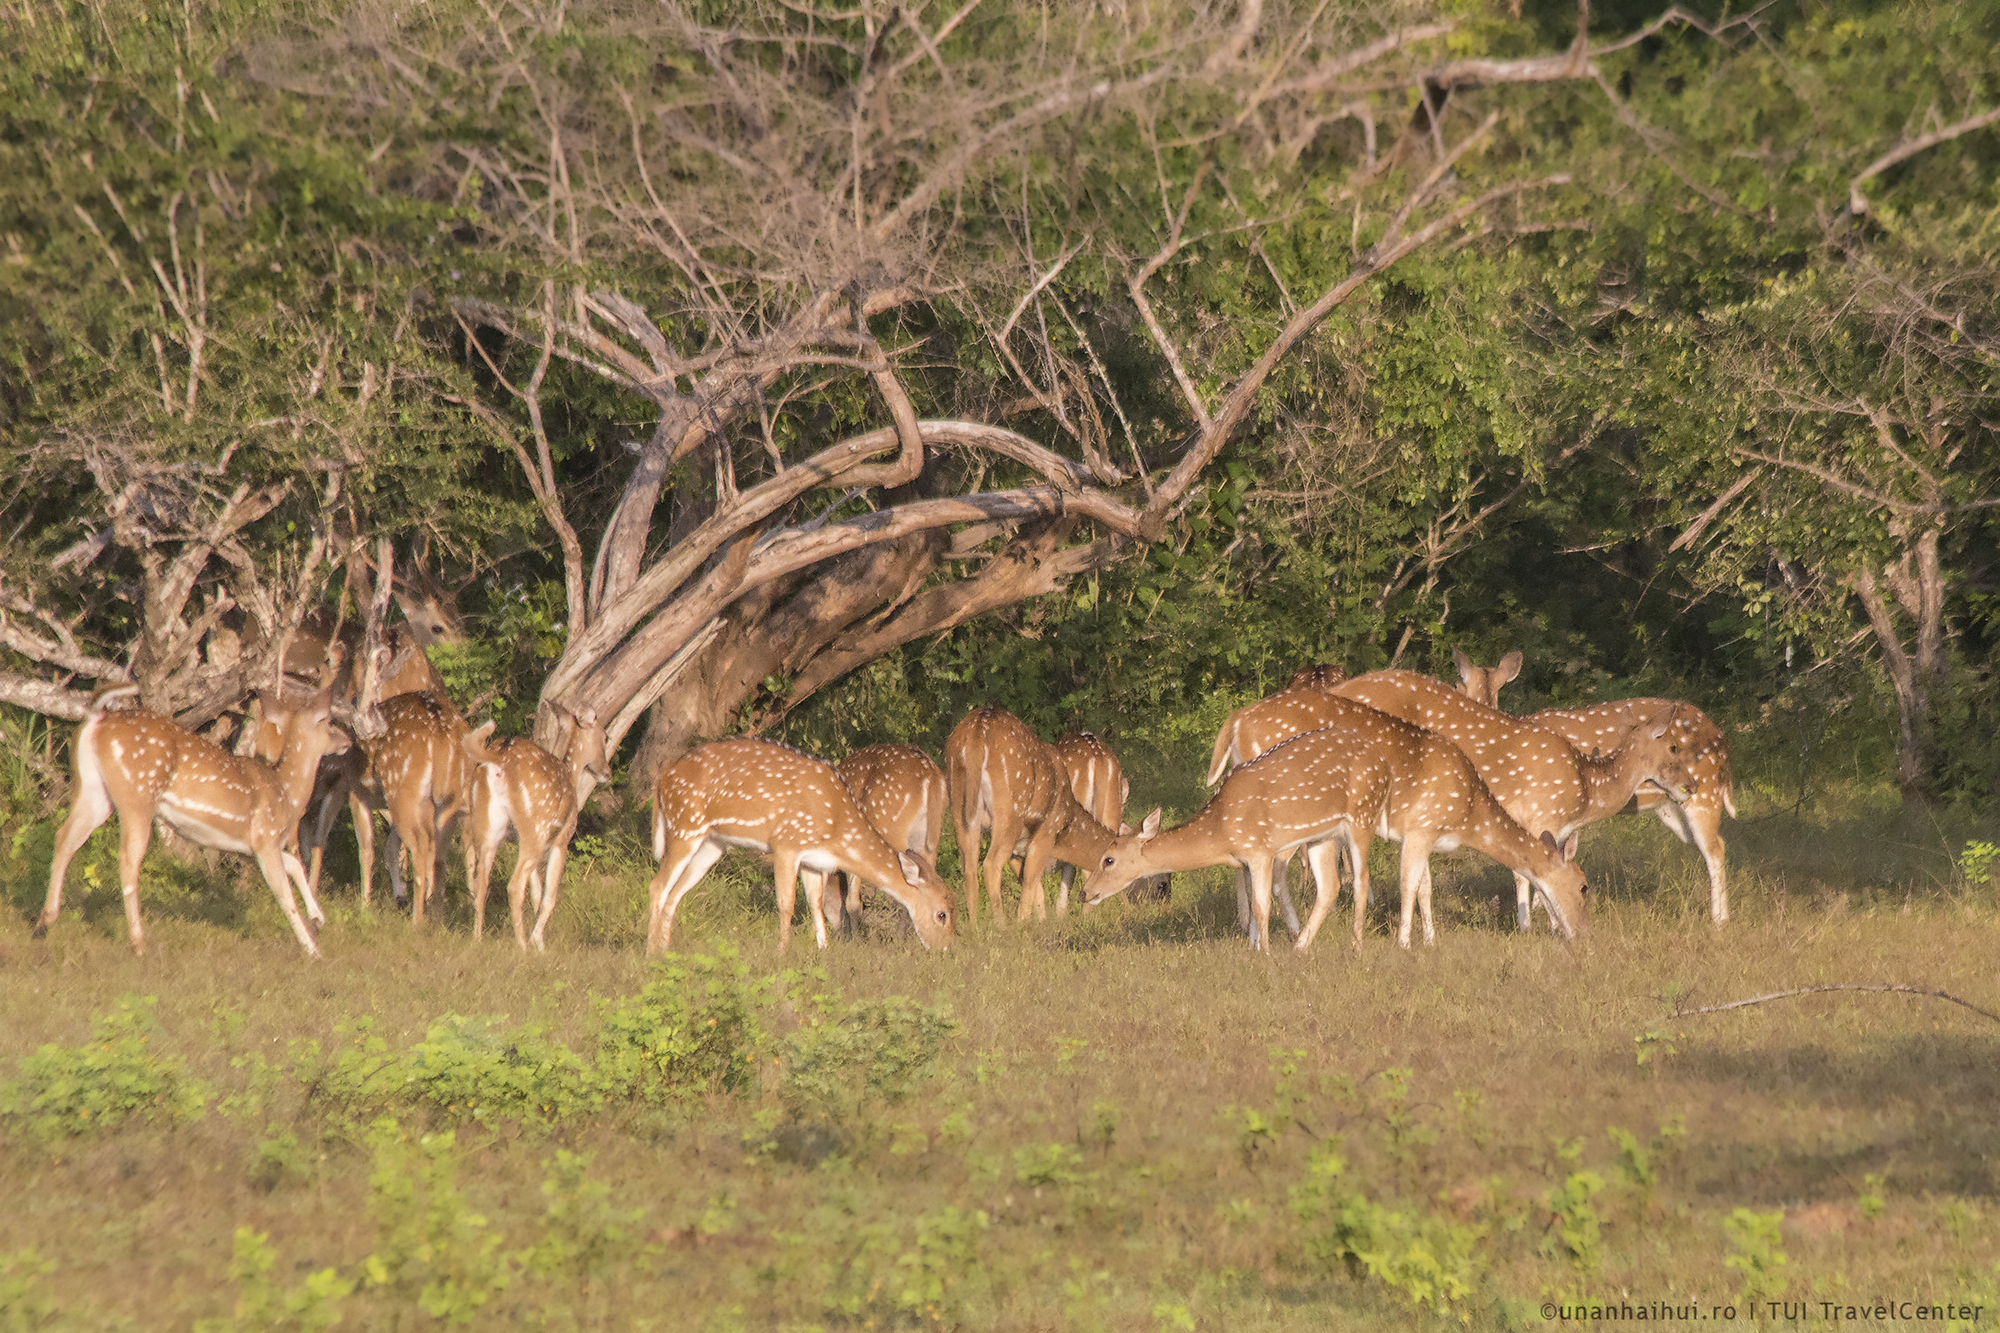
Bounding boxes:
0 0 1995 833
0 3 1998 1328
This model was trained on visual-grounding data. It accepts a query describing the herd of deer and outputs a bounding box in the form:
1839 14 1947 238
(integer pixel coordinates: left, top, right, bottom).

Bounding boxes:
35 624 1734 961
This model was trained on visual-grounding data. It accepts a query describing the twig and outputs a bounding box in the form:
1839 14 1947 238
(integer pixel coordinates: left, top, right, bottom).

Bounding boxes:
1672 984 2000 1024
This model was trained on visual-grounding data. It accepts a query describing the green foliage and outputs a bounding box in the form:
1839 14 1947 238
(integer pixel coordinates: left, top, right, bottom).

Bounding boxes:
1289 1140 1480 1314
361 1119 514 1324
1723 1208 1790 1307
0 1248 55 1330
1960 841 2000 885
1542 1171 1607 1275
776 993 958 1124
307 1014 598 1129
195 1229 353 1333
0 996 210 1140
1859 1174 1888 1221
595 946 769 1107
520 1150 640 1285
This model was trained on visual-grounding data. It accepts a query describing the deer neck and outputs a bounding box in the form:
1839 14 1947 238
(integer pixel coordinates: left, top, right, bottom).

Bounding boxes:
272 719 330 822
1137 802 1236 876
1576 743 1660 821
1051 788 1115 865
1457 783 1563 880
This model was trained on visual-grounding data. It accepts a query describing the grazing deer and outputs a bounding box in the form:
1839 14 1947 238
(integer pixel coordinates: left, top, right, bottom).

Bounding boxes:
1084 704 1589 949
807 743 949 937
1452 652 1737 924
1054 732 1165 907
362 690 475 922
37 673 359 958
1206 671 1358 943
646 739 956 955
462 707 612 951
1532 700 1735 923
1452 648 1521 710
945 707 1119 928
1333 669 1699 931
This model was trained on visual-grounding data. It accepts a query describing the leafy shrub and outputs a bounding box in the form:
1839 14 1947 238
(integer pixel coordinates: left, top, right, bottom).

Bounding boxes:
777 993 957 1123
0 996 210 1140
1290 1140 1479 1314
361 1118 514 1324
0 1248 55 1329
194 1228 353 1333
306 1015 600 1129
1542 1171 1607 1274
595 946 768 1106
1723 1207 1788 1305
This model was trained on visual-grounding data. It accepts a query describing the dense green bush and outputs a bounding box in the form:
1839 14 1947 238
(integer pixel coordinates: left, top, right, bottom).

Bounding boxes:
0 996 210 1141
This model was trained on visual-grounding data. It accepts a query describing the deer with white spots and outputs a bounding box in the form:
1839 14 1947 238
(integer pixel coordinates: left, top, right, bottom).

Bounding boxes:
37 664 371 958
1334 669 1699 931
461 706 612 951
360 688 476 923
1451 648 1521 711
1453 653 1737 924
1084 698 1589 949
945 707 1120 928
645 738 956 955
1055 731 1175 909
1204 665 1348 944
803 742 948 938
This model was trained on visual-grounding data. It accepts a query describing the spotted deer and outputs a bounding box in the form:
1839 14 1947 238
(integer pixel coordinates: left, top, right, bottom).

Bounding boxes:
1453 653 1737 924
1054 732 1169 908
1334 669 1699 930
462 706 612 951
645 738 956 955
945 707 1119 928
1205 669 1354 943
361 689 475 922
1084 701 1589 949
37 669 366 958
1451 648 1521 710
800 743 948 937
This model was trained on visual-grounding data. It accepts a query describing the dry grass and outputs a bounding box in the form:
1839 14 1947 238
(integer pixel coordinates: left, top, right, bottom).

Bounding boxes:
0 780 1996 1330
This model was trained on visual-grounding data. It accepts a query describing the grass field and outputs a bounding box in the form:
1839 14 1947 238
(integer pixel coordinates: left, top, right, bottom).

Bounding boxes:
1 778 1996 1331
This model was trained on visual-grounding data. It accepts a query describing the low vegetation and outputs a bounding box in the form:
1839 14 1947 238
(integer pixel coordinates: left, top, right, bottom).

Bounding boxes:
1 774 1995 1330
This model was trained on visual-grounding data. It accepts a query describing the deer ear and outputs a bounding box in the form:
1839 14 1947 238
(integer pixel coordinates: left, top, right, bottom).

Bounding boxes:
1453 647 1474 682
1497 651 1523 684
462 719 497 762
575 706 598 728
1138 808 1162 840
1118 822 1134 837
1541 830 1559 855
898 850 923 886
1563 832 1580 862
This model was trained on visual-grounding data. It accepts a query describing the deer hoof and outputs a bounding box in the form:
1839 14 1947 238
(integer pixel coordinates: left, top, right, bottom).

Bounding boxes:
30 922 48 940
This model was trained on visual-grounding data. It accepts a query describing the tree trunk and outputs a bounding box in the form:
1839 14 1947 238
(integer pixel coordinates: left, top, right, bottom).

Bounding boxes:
1849 528 1948 801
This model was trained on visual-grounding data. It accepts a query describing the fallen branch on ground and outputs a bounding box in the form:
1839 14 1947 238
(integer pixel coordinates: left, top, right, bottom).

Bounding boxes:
1670 984 2000 1024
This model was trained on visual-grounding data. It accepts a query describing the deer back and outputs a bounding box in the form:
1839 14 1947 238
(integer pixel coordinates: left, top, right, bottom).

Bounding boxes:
366 692 471 805
1055 733 1128 830
1206 687 1351 786
946 707 1070 834
836 743 947 860
1535 699 1733 816
1334 670 1588 837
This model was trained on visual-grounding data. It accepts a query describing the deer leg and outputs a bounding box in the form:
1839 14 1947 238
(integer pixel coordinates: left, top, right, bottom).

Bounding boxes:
646 838 725 956
841 871 864 935
1399 836 1437 949
1512 870 1533 932
503 836 539 953
529 822 574 951
801 869 833 944
283 849 326 927
1274 854 1302 939
37 771 113 937
771 850 804 954
383 821 408 908
1417 853 1438 946
256 844 322 959
467 798 507 943
350 792 378 907
115 811 156 956
1347 831 1370 949
1016 826 1060 922
952 812 982 932
1245 856 1277 954
1057 862 1077 917
1235 866 1254 937
1294 839 1343 952
983 814 1023 927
